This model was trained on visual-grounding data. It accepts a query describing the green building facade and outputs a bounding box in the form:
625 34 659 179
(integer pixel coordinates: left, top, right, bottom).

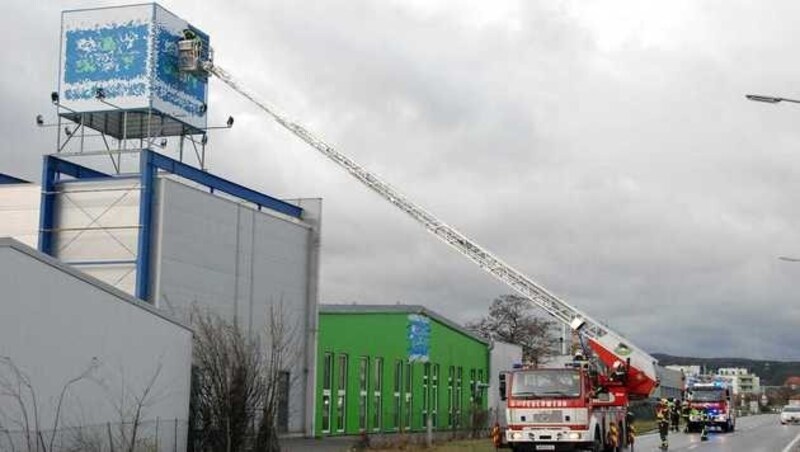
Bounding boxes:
315 305 490 436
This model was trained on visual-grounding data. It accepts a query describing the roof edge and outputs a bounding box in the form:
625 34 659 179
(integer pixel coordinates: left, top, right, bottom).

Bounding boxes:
320 303 489 345
0 173 31 184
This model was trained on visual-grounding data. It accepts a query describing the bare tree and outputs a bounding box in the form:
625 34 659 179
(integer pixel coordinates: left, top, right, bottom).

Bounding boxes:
467 294 558 366
103 363 164 452
58 363 164 452
0 410 18 452
0 356 98 452
255 305 300 452
189 303 299 452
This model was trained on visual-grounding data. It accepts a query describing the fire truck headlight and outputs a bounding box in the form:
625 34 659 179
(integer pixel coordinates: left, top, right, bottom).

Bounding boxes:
568 432 582 440
511 432 523 440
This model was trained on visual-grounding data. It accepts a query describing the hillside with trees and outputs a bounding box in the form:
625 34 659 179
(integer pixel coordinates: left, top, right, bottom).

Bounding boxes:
652 353 800 387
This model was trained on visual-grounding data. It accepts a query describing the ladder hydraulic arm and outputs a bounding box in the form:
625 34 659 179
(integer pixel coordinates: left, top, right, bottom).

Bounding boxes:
201 61 659 399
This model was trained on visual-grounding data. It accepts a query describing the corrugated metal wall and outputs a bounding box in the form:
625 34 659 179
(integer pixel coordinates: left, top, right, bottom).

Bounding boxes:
151 178 318 434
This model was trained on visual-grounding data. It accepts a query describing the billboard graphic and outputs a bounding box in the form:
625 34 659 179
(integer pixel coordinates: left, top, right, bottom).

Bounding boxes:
59 4 209 131
408 314 431 362
63 23 149 101
151 5 209 124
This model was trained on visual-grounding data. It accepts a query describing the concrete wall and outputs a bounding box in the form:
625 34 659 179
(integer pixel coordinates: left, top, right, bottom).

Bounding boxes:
488 341 523 426
0 239 192 450
151 178 320 435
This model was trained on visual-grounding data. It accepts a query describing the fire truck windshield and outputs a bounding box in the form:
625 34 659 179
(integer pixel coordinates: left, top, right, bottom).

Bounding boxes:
690 389 725 402
511 370 581 398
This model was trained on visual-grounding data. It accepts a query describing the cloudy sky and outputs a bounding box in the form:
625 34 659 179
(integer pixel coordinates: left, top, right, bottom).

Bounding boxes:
3 0 800 360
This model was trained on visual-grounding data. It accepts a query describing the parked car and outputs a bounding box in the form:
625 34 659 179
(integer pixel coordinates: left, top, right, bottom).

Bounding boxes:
780 405 800 424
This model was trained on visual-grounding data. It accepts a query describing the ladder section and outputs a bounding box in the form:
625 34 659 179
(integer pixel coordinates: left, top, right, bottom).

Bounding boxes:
204 62 658 397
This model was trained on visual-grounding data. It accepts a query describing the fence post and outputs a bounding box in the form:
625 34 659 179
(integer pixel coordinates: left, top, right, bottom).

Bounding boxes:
426 415 433 447
155 417 159 451
107 422 115 452
173 418 178 452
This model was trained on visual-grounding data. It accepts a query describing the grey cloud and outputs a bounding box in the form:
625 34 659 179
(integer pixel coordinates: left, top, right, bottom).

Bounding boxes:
3 0 800 359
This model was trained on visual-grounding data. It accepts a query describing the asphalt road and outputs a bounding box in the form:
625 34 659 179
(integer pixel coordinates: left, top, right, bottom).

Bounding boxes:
634 414 800 452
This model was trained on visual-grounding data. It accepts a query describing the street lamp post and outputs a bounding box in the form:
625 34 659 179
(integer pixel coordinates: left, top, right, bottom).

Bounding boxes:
746 93 800 262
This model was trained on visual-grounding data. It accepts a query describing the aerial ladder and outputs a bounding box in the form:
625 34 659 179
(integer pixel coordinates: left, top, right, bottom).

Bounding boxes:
178 37 658 399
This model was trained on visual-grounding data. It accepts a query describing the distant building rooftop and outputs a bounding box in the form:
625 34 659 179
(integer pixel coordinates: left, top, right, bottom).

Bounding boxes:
784 376 800 388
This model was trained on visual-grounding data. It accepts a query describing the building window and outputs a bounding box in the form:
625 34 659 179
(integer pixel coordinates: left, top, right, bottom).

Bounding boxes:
337 354 348 433
432 364 439 428
470 368 476 404
394 360 402 430
422 363 430 427
476 369 484 406
405 362 413 430
447 366 455 428
456 366 463 428
322 353 333 433
359 357 369 431
373 357 383 431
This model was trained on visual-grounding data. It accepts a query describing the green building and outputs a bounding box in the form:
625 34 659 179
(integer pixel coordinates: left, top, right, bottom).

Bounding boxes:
315 304 490 436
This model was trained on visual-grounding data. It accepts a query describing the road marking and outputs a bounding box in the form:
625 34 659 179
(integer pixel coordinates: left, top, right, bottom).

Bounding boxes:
687 445 698 450
781 429 800 452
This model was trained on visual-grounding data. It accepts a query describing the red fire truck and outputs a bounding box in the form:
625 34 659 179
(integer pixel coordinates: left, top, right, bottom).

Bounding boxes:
686 379 735 433
498 334 657 451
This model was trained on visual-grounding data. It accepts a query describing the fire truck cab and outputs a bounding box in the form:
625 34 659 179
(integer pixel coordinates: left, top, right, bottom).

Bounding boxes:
499 360 629 452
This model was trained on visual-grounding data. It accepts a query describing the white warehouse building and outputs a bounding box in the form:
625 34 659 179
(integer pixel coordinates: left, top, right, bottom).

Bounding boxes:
0 238 193 450
0 152 322 437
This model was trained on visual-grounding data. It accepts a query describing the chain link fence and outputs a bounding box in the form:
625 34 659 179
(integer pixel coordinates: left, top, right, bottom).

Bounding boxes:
0 418 188 452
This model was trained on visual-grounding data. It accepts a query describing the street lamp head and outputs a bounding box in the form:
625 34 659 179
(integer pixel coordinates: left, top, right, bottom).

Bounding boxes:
746 94 782 104
778 256 800 263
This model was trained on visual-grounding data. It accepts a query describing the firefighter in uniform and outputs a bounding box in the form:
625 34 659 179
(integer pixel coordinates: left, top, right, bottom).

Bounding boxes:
491 422 502 449
681 399 691 433
657 399 670 450
700 409 710 441
626 410 636 449
670 399 681 432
